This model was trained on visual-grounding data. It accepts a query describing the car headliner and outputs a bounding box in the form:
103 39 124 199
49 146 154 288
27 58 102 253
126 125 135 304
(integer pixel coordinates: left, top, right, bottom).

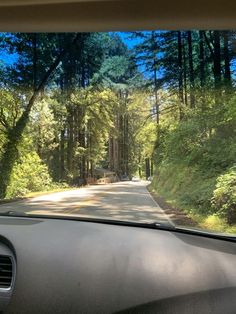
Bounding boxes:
0 0 235 32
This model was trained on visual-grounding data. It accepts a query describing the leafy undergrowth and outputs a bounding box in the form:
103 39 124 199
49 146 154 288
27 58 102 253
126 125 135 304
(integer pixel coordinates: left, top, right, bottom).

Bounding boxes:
3 152 71 201
191 214 236 234
151 164 236 234
0 185 71 203
152 95 236 233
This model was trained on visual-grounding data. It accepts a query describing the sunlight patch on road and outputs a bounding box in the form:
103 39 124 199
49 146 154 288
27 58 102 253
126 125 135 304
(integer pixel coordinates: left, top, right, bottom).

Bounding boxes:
25 188 116 215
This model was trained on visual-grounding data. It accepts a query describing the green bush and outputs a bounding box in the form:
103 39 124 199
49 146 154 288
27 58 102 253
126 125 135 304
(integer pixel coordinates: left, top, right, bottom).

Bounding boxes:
152 162 216 215
212 166 236 224
6 152 52 198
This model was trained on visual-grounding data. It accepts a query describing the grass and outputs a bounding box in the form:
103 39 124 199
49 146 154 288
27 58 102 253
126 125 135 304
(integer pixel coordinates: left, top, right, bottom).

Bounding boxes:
150 172 236 235
0 184 84 204
191 213 236 234
25 186 80 198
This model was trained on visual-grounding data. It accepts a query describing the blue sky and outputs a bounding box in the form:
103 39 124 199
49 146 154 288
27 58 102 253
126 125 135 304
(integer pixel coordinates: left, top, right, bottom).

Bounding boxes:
117 32 142 49
0 51 17 65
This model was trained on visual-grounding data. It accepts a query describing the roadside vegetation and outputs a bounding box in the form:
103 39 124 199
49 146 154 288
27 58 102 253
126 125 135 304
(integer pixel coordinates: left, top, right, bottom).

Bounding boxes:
139 31 236 230
0 31 235 232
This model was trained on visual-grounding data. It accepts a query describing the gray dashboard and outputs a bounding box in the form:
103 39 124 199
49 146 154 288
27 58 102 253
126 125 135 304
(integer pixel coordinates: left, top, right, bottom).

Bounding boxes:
0 216 235 313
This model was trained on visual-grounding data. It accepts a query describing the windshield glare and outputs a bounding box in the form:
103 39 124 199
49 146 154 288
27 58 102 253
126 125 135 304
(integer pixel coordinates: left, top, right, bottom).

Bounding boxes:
0 31 235 236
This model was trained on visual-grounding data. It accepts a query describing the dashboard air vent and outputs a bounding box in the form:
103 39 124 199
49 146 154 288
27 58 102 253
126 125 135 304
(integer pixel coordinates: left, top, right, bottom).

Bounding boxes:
0 256 12 289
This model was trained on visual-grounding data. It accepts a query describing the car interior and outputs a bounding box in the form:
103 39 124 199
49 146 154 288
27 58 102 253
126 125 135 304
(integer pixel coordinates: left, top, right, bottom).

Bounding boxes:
0 1 235 314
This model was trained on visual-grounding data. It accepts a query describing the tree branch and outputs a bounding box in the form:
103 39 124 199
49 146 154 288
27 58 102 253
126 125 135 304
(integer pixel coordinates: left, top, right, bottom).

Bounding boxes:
0 108 10 130
25 33 80 118
160 104 178 114
203 31 215 59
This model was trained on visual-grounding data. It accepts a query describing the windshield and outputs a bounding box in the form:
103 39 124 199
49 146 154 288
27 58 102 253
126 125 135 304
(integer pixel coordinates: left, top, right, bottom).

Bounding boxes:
0 31 235 236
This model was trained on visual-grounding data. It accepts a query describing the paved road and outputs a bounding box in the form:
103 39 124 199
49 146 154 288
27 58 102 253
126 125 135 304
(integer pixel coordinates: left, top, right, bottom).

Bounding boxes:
0 181 172 224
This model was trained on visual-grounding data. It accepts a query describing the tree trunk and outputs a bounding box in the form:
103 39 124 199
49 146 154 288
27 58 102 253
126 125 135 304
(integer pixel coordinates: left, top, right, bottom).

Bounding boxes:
145 158 150 180
223 31 231 87
60 129 65 181
187 31 195 108
199 31 205 90
125 114 129 176
183 42 188 106
119 114 123 174
151 32 159 125
213 31 222 101
199 30 207 113
138 152 142 178
177 31 184 120
32 33 38 91
79 127 86 183
108 136 114 171
66 107 74 176
150 158 154 176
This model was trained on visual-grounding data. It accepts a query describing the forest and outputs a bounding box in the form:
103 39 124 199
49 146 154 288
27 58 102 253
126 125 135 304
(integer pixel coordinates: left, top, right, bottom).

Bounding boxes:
0 31 235 230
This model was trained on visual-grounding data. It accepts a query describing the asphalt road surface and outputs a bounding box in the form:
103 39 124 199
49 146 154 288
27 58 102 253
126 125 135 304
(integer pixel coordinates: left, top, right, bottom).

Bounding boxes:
0 181 172 224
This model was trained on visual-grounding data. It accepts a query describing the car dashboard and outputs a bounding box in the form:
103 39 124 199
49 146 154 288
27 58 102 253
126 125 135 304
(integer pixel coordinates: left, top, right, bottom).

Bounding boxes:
0 216 235 313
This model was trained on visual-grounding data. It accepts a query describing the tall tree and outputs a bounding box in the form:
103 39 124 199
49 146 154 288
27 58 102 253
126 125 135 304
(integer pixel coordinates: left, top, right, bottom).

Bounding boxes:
187 31 195 108
222 31 232 87
0 34 79 198
177 31 184 119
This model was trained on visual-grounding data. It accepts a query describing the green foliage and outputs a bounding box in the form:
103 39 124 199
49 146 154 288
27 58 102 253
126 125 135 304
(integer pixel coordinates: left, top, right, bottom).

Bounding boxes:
70 88 117 166
212 166 236 224
152 163 215 213
0 89 22 130
127 92 157 176
152 93 236 226
6 152 52 198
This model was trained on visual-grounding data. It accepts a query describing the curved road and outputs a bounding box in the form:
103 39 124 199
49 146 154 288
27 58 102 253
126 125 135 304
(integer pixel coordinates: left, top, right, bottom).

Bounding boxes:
0 181 172 224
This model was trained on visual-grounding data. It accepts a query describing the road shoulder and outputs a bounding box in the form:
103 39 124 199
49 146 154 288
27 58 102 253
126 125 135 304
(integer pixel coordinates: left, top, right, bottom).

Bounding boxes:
147 185 197 226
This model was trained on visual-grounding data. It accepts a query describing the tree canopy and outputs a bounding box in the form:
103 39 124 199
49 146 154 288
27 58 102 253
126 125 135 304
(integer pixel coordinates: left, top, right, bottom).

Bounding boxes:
0 30 236 228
